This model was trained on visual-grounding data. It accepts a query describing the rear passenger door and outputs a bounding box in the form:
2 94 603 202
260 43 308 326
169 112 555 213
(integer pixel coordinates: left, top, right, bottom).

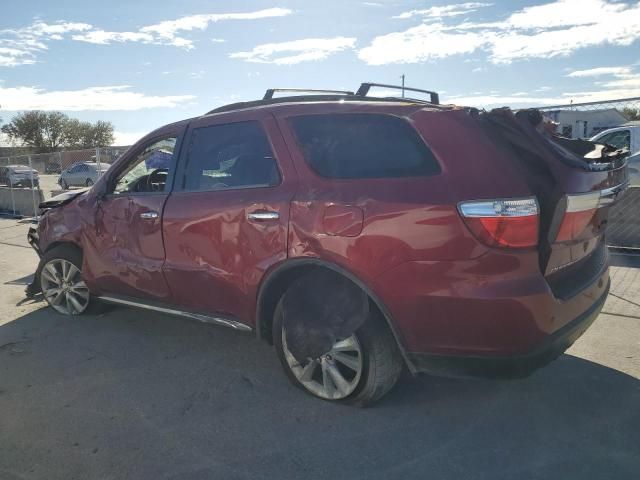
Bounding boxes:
161 111 297 325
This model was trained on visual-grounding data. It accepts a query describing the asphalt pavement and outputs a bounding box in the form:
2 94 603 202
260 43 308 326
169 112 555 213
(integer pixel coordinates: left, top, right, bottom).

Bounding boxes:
0 218 638 480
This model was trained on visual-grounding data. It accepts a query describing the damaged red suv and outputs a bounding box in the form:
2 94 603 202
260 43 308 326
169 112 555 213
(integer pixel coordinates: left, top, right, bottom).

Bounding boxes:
28 83 628 405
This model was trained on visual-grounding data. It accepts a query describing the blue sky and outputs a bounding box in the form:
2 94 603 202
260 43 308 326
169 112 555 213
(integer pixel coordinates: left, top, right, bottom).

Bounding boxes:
1 0 639 145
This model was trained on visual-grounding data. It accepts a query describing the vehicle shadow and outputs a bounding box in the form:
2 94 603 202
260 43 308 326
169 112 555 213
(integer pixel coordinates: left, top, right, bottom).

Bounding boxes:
0 304 638 480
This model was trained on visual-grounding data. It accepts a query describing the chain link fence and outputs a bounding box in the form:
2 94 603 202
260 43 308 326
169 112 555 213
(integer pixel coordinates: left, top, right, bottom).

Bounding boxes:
538 96 640 139
0 146 129 218
538 97 640 251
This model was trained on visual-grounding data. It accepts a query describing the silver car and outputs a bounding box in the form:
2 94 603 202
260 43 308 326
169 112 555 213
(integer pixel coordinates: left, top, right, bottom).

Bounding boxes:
0 165 40 188
58 162 110 189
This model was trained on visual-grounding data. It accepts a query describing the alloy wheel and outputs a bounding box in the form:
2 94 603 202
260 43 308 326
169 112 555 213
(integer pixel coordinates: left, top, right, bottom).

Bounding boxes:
282 329 363 400
40 259 90 315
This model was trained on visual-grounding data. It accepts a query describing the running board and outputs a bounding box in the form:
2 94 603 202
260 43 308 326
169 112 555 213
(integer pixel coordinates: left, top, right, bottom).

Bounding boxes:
98 295 252 332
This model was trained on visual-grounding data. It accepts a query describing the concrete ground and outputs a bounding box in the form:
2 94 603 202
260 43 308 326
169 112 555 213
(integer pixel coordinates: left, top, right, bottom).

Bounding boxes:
0 218 638 480
38 174 61 200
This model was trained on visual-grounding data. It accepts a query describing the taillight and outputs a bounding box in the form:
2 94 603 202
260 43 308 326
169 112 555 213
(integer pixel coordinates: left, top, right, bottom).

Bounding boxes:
556 186 623 242
458 197 539 248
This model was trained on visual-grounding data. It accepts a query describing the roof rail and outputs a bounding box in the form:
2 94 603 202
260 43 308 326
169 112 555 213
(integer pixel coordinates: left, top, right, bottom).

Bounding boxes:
263 88 354 100
356 82 439 105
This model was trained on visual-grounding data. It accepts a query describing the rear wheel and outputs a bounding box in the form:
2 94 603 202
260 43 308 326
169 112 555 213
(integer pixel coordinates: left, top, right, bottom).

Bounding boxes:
39 245 99 315
273 298 404 406
60 179 68 190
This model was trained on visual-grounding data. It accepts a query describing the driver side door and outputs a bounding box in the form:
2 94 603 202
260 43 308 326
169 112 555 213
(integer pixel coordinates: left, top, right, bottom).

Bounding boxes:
82 131 182 301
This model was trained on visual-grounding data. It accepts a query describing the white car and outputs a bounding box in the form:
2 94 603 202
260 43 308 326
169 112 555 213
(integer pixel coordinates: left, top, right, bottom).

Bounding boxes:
58 162 110 189
591 124 640 186
0 165 40 188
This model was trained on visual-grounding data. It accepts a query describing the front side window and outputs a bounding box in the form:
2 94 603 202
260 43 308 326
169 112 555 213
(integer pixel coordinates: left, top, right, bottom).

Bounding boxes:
112 137 177 194
289 114 440 179
181 121 280 192
598 130 631 150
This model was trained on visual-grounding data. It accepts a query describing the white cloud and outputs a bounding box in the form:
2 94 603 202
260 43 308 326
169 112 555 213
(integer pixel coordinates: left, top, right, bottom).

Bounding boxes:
567 66 632 77
0 47 36 67
446 63 640 108
360 0 640 65
359 24 484 65
1 9 291 66
446 86 640 108
74 8 292 50
113 131 147 145
393 3 492 20
565 65 640 89
72 30 155 45
0 85 195 111
504 0 623 29
0 21 92 66
230 37 356 65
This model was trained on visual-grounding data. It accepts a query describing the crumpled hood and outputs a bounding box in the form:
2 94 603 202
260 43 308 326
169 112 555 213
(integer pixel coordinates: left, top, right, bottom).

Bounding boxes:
39 188 89 210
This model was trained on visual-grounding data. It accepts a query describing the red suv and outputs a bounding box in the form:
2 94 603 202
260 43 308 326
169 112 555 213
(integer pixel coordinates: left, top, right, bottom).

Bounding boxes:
28 84 628 405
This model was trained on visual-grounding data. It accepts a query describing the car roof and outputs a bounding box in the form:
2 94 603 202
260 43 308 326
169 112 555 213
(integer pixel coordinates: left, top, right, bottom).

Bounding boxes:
136 84 457 146
204 95 453 117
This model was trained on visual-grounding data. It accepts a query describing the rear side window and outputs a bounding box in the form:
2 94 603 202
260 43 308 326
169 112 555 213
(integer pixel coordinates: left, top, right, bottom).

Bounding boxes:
181 121 280 192
290 114 440 179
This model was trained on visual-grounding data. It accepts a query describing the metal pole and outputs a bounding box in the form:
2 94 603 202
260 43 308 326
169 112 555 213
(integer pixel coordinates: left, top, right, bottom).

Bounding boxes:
96 147 101 179
401 74 405 98
10 175 16 216
28 156 38 220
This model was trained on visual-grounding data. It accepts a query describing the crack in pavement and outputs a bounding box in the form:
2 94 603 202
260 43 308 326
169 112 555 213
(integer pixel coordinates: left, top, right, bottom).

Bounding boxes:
0 241 31 249
609 292 640 309
601 311 640 320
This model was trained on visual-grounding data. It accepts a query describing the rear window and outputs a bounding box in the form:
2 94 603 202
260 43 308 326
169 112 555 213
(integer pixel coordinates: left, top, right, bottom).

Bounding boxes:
290 114 440 179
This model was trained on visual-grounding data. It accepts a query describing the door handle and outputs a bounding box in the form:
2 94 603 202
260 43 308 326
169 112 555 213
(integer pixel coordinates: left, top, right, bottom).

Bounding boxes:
140 211 159 219
247 211 279 221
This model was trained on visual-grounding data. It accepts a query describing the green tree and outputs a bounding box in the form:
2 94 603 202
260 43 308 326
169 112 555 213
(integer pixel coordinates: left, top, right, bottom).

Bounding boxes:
622 107 640 121
1 111 115 152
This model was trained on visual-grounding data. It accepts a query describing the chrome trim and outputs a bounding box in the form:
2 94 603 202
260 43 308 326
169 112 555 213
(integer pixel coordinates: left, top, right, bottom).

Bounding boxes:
565 181 629 212
98 296 252 332
458 197 539 218
139 211 159 219
247 211 280 221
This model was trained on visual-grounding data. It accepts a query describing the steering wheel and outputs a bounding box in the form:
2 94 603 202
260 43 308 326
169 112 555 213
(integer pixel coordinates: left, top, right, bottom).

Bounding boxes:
146 168 168 192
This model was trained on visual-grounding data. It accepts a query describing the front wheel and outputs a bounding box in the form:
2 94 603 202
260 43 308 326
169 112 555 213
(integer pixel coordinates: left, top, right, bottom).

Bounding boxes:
86 178 94 187
39 245 97 315
273 299 404 406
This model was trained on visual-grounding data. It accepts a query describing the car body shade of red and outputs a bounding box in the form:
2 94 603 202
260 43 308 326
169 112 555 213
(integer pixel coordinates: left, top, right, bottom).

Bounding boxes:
29 87 627 404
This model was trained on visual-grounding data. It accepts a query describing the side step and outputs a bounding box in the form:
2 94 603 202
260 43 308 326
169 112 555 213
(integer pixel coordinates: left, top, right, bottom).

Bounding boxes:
98 295 252 332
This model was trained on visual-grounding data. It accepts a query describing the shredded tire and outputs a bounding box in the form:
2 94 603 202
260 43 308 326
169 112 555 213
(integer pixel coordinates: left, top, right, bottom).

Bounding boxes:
273 296 404 407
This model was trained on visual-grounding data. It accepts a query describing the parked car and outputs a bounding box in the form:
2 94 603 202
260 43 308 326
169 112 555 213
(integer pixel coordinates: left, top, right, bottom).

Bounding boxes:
591 124 640 186
28 84 628 405
58 161 111 189
0 165 40 188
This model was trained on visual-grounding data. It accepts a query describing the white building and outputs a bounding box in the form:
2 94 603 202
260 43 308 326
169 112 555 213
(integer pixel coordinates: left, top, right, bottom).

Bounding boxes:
543 108 629 139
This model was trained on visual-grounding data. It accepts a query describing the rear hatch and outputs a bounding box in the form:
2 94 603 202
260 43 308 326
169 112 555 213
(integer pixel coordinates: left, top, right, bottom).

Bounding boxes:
475 108 628 298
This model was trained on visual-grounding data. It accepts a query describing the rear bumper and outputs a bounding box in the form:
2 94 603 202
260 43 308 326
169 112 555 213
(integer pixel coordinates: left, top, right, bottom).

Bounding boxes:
407 280 609 379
